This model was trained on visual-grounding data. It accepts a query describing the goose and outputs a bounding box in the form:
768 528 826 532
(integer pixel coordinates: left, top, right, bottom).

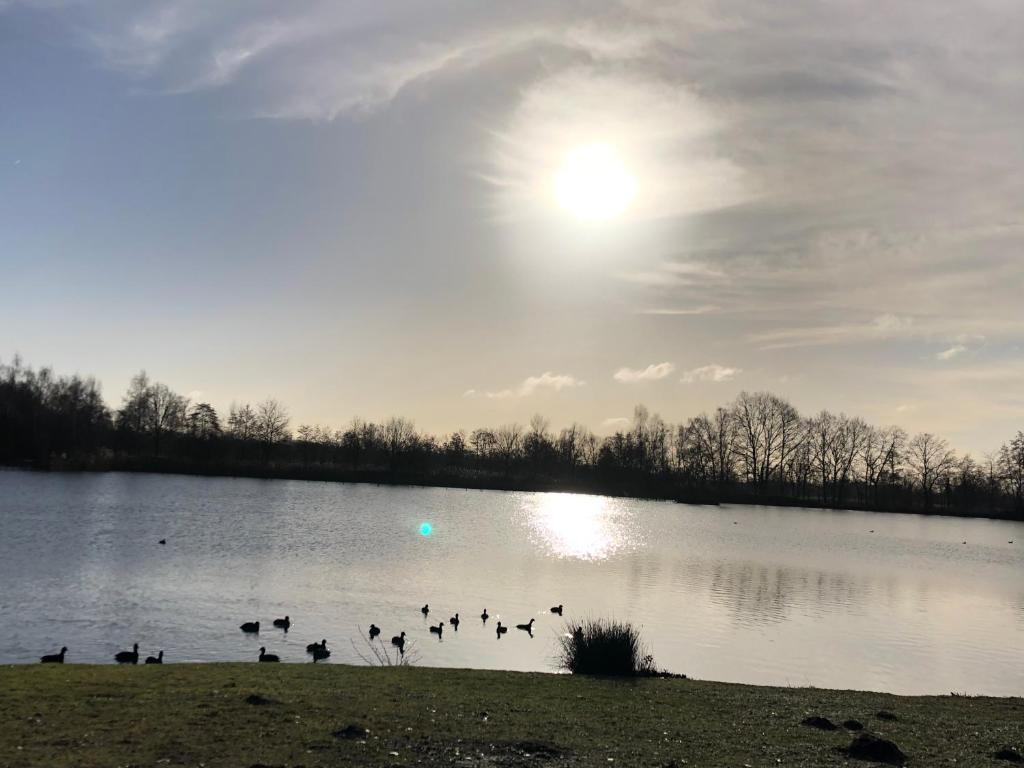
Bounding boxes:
272 616 290 631
480 608 489 622
306 639 327 654
240 621 260 633
390 631 406 651
429 622 444 637
421 604 430 617
311 645 331 662
145 651 164 665
40 647 67 664
496 621 508 638
258 647 279 663
550 604 563 616
115 643 139 664
516 618 535 634
449 613 460 630
369 624 381 640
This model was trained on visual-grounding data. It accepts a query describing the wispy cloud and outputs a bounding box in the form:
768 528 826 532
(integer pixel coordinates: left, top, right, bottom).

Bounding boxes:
638 305 719 316
936 344 966 361
681 364 741 383
601 416 630 430
464 371 584 400
613 362 675 383
750 314 915 351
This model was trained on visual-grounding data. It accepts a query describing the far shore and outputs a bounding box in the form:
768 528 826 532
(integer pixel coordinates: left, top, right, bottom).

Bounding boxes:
7 460 1024 523
1 663 1020 767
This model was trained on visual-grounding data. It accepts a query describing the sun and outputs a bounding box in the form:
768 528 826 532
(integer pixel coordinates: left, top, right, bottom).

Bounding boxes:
554 143 636 221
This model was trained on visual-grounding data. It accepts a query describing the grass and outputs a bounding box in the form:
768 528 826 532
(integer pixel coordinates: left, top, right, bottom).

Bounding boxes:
557 619 658 676
1 665 1022 767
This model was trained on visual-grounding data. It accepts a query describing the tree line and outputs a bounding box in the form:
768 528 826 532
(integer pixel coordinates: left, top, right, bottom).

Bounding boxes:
2 356 1022 519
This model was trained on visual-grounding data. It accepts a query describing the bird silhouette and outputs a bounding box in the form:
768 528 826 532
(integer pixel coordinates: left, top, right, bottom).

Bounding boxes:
40 647 67 664
114 643 139 664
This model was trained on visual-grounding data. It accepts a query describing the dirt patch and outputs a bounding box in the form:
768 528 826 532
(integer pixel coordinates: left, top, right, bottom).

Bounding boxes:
245 694 280 706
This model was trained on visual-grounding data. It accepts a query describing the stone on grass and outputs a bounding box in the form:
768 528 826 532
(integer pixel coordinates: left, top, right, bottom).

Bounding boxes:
846 733 907 766
801 716 838 731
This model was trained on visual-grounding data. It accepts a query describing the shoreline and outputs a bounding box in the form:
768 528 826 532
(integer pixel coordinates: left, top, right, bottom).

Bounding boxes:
7 461 1023 523
2 664 1020 766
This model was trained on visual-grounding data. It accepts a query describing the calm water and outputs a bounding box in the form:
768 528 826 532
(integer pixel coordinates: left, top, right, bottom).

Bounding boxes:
1 469 1022 695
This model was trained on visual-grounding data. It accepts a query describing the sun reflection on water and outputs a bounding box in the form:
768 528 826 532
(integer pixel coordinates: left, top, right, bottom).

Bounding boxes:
523 493 635 560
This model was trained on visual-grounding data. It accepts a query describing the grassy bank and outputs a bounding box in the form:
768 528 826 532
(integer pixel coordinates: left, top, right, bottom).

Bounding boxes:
1 665 1020 767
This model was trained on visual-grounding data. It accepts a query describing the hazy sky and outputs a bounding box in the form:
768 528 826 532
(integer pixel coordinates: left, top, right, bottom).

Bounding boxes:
2 1 1022 454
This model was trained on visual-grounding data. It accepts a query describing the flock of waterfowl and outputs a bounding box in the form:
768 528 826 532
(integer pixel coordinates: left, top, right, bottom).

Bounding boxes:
37 603 567 664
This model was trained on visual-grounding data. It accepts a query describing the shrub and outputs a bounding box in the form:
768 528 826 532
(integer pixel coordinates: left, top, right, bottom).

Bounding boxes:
557 619 657 676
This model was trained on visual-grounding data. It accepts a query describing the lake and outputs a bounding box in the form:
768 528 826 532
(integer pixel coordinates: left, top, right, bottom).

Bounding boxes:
1 469 1022 695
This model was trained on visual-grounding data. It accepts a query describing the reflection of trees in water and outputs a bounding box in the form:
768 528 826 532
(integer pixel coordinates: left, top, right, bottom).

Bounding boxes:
672 559 868 625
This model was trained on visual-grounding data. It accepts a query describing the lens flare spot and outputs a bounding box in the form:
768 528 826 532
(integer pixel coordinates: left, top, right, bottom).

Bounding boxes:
419 522 433 537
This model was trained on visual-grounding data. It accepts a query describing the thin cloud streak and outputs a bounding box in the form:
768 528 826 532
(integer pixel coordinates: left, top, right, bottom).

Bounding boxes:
613 362 675 383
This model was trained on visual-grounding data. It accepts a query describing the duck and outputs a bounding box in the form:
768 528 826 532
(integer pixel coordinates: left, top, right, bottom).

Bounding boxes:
429 622 444 637
311 645 331 662
40 647 67 664
115 643 139 665
158 539 166 545
516 618 535 634
449 613 460 630
306 639 327 654
258 647 279 663
272 616 290 631
240 621 260 633
421 604 430 617
391 631 406 651
369 624 381 640
550 604 563 616
144 651 164 665
496 621 508 638
480 608 489 622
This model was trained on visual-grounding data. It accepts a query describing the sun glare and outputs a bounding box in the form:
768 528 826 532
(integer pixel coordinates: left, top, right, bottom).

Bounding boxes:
554 143 636 221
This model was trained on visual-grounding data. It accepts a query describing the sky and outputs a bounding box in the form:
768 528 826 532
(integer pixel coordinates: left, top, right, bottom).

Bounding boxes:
1 0 1022 455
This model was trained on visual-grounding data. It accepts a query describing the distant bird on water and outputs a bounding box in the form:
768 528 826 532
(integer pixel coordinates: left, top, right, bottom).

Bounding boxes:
480 608 489 622
145 651 163 665
496 621 508 638
312 645 331 662
391 631 406 652
258 647 279 663
40 647 67 664
369 624 381 640
421 604 430 617
550 604 563 616
516 618 535 635
158 539 166 545
272 616 290 631
115 643 139 665
429 622 444 637
306 639 327 654
449 613 460 630
240 621 260 633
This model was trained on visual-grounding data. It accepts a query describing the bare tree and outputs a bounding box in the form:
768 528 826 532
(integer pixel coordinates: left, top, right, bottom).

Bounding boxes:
907 432 956 510
256 398 290 450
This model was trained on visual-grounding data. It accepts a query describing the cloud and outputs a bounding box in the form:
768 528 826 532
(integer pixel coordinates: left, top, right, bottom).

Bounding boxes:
639 305 719 316
465 371 584 400
936 344 967 361
681 364 741 383
613 362 675 383
750 314 916 351
601 416 631 430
